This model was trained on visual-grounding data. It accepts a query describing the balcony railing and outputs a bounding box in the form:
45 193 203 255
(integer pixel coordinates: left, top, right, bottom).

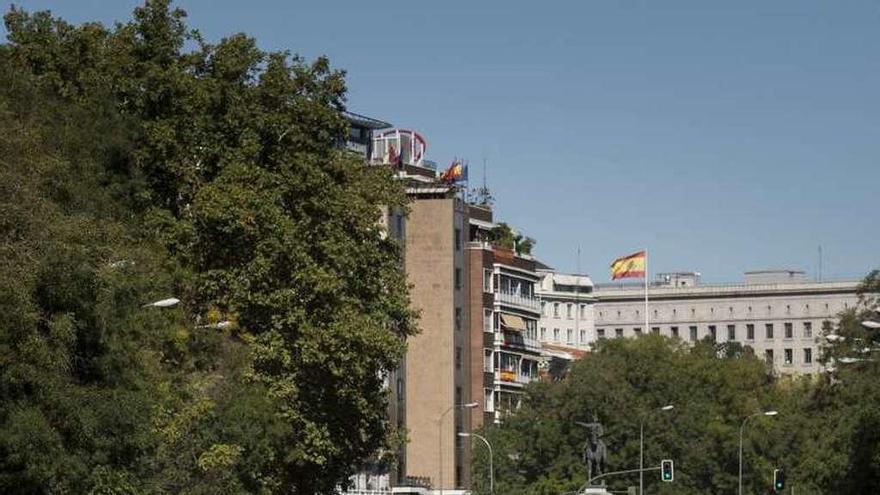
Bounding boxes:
522 336 542 353
498 370 517 382
496 369 538 385
496 291 541 312
337 491 391 495
495 330 542 353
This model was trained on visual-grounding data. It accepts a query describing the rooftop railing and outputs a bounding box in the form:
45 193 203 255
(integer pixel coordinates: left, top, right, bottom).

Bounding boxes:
594 278 861 295
497 291 541 312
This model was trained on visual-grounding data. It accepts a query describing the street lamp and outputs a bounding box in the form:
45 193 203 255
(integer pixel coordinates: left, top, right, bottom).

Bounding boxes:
143 297 180 308
739 410 778 495
197 320 233 330
837 357 867 364
459 432 494 495
439 402 479 495
640 405 674 495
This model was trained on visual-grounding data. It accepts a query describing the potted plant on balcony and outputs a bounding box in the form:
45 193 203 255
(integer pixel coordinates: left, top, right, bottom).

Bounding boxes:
489 222 535 256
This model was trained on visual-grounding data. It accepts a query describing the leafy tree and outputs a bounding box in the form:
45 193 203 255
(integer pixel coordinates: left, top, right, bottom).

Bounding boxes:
489 222 535 255
473 335 790 495
791 269 880 494
1 1 415 493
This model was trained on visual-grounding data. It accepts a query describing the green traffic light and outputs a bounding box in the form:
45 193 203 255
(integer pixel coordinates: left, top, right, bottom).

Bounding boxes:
773 468 785 491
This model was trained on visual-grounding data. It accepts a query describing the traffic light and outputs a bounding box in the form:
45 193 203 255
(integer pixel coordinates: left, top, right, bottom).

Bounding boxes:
660 459 674 482
773 468 785 492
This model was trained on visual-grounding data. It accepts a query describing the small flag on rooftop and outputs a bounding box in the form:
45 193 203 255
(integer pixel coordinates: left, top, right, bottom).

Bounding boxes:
440 159 466 183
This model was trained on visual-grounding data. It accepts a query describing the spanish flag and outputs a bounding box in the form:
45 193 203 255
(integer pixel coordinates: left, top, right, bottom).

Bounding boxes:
610 250 646 280
440 159 466 183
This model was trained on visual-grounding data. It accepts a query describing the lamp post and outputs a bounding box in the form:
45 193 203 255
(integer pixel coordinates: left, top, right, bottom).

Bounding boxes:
142 297 180 308
739 410 778 495
459 432 494 495
640 405 674 495
439 402 478 495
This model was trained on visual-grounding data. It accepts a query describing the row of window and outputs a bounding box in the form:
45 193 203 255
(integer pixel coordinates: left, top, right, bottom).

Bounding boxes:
541 301 589 320
766 348 813 365
596 321 827 342
597 302 848 321
539 326 588 346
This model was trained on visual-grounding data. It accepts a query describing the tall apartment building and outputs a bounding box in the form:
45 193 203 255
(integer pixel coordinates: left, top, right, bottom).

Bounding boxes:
367 123 480 491
341 114 546 492
403 185 472 490
401 176 544 488
465 206 543 427
593 270 861 375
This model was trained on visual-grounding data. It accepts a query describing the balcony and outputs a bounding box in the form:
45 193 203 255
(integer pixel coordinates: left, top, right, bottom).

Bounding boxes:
523 336 542 353
496 291 541 312
495 370 534 386
495 330 542 354
498 370 517 382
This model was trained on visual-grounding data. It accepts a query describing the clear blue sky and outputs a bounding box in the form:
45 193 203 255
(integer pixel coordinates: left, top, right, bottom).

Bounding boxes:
5 1 879 282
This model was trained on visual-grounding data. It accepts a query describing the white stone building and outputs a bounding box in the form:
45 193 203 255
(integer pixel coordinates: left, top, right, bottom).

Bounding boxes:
593 270 861 375
535 265 596 358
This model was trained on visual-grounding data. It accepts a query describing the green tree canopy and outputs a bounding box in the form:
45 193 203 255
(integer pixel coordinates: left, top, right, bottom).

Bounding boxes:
489 222 535 256
474 335 783 495
1 1 415 493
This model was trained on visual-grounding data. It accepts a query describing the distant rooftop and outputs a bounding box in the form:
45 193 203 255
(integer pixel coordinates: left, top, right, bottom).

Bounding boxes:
534 259 554 271
744 269 807 285
341 110 392 130
594 269 859 292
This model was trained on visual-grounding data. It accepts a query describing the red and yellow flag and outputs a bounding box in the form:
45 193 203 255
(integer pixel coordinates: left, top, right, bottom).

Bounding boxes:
440 159 466 183
610 250 646 280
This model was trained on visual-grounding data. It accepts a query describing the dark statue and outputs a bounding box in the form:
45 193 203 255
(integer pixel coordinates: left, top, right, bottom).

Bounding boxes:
580 414 609 483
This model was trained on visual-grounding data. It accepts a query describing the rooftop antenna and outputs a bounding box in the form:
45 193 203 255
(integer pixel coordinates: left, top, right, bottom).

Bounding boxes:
472 157 494 207
818 245 823 282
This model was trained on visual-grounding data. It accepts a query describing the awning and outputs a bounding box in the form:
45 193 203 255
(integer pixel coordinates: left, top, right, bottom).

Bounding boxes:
468 218 495 230
500 314 526 332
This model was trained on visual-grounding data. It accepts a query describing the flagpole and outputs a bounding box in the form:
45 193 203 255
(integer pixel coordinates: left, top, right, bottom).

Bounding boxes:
644 248 649 332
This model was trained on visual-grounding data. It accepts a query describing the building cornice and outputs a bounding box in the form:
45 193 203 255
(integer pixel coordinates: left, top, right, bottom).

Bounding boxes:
536 291 598 303
594 281 860 303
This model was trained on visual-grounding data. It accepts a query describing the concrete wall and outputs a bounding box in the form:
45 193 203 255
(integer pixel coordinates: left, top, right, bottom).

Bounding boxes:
404 198 470 489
